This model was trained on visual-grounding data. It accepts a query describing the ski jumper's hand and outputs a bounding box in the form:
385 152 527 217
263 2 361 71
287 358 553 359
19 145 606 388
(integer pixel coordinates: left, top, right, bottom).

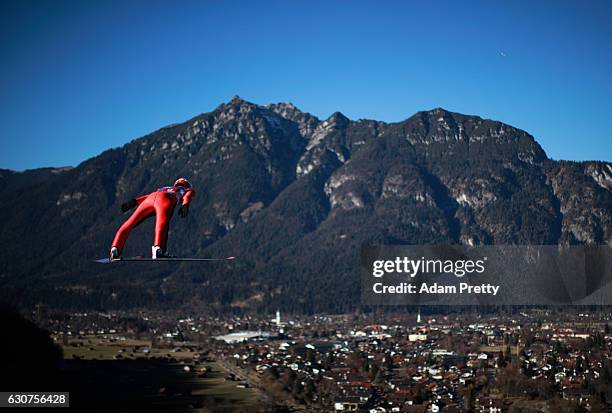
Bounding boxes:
178 204 189 218
178 188 195 218
121 199 138 212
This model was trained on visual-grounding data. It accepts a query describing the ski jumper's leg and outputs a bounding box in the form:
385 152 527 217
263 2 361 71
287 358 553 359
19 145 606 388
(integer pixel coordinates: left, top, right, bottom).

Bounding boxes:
111 195 155 254
153 192 176 252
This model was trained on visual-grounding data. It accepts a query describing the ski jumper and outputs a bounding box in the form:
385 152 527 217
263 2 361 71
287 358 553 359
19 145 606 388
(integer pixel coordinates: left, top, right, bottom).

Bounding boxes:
111 185 195 254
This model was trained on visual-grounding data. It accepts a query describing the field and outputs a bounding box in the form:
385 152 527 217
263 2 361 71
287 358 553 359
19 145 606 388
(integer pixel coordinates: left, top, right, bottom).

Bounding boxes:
479 344 522 356
60 335 199 360
56 335 268 412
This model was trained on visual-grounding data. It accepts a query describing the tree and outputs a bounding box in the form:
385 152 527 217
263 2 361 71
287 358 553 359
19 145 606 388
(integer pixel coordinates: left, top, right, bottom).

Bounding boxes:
383 353 394 370
464 384 474 411
303 378 315 401
497 350 507 368
284 369 297 391
292 377 304 399
369 364 379 381
267 366 280 379
373 369 383 384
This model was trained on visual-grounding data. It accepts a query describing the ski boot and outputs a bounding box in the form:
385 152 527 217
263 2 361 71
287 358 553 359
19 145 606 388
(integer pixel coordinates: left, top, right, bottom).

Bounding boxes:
152 245 175 259
109 246 120 261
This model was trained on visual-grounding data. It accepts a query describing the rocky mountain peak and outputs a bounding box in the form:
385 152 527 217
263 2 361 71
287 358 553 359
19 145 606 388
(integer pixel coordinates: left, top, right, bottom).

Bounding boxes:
327 111 349 125
428 107 453 115
266 102 310 121
215 95 258 115
411 107 463 126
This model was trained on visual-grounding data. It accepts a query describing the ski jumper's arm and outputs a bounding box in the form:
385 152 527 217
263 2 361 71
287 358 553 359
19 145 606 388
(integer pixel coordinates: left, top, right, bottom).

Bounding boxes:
121 194 150 212
182 189 195 206
177 189 195 218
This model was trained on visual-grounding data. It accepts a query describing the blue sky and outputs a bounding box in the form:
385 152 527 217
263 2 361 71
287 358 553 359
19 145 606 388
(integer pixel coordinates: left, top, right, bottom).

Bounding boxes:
1 0 611 170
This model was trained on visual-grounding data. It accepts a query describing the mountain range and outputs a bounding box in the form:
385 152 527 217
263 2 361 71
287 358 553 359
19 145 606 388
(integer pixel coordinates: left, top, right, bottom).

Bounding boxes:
1 96 610 313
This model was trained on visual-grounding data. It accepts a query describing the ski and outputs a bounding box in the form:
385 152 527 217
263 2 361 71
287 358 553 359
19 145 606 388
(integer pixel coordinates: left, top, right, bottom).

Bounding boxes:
95 256 236 264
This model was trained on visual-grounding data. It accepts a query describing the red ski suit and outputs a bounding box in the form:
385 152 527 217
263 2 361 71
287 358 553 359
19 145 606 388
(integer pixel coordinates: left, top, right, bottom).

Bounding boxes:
111 186 195 254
